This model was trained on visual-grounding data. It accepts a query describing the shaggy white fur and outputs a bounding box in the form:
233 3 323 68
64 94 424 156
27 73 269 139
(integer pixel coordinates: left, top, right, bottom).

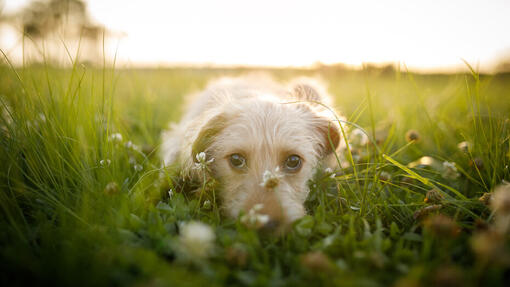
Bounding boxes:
161 75 343 231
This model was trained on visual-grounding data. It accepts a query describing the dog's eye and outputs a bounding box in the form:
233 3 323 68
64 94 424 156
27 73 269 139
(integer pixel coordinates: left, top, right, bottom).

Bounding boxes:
229 153 246 169
284 155 302 171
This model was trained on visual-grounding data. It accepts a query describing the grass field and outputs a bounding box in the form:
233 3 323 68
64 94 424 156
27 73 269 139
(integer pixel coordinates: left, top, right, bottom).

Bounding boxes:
1 62 510 286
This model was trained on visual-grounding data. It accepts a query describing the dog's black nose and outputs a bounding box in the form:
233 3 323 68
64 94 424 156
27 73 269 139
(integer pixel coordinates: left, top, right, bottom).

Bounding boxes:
262 219 280 231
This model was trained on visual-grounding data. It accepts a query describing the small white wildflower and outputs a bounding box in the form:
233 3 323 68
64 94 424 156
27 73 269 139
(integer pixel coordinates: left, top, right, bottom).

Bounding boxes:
442 161 460 180
99 159 111 167
179 221 216 259
108 133 123 143
240 204 270 228
133 164 143 172
129 157 137 165
125 140 141 151
203 200 212 210
193 151 215 170
349 128 369 147
323 235 335 247
325 168 336 179
168 189 174 198
457 141 472 153
260 167 284 189
196 152 207 162
38 113 46 123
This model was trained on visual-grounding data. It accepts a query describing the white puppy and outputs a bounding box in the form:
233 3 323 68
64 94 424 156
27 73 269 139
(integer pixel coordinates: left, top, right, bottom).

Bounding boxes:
161 75 342 231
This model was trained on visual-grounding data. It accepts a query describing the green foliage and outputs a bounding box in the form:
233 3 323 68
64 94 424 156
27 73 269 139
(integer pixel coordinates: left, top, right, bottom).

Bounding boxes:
0 62 509 286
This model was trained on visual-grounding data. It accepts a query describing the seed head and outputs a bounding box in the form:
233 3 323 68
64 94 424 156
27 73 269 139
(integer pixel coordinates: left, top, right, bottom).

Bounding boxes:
478 192 491 206
469 157 484 170
424 188 444 204
405 129 420 142
457 141 471 153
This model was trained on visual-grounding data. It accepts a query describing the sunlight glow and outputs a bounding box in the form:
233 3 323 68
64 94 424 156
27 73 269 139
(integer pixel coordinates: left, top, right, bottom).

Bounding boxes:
2 0 510 71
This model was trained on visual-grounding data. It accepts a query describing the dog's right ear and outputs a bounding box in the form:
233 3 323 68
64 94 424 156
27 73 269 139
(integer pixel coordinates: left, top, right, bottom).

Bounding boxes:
314 116 341 155
191 112 229 160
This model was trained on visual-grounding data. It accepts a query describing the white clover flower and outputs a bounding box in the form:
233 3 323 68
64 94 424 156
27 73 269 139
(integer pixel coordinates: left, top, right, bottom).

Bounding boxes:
240 204 270 228
99 159 111 167
108 133 123 143
260 167 284 189
168 189 174 198
349 128 369 147
133 164 143 172
325 168 336 179
125 141 141 151
193 151 215 170
179 221 216 259
442 161 460 180
196 152 207 162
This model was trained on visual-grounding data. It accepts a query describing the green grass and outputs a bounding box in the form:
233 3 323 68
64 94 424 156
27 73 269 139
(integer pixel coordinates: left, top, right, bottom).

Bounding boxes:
1 61 509 286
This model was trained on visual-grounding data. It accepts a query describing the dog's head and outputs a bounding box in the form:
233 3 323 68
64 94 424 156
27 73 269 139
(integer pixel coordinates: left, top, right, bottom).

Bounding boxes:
190 85 340 232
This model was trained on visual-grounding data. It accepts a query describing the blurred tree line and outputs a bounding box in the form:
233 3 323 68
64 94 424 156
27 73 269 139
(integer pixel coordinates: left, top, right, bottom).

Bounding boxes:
1 0 104 64
19 0 101 41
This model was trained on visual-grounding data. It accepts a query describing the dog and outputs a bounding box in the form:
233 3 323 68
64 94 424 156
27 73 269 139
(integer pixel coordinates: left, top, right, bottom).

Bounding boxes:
161 75 342 231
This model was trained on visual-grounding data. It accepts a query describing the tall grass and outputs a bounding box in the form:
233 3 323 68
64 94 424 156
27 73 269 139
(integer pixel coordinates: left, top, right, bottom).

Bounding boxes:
1 56 509 286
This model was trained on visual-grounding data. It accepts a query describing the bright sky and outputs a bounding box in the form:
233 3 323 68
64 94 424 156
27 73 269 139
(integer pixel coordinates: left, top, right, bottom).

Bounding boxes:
2 0 510 71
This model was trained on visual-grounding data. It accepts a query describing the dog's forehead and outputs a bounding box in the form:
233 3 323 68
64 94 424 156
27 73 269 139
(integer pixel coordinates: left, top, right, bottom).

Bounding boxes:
217 100 320 154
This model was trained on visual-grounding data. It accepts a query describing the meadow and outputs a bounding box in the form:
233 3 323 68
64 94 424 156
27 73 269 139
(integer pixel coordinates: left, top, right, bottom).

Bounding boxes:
1 62 509 286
